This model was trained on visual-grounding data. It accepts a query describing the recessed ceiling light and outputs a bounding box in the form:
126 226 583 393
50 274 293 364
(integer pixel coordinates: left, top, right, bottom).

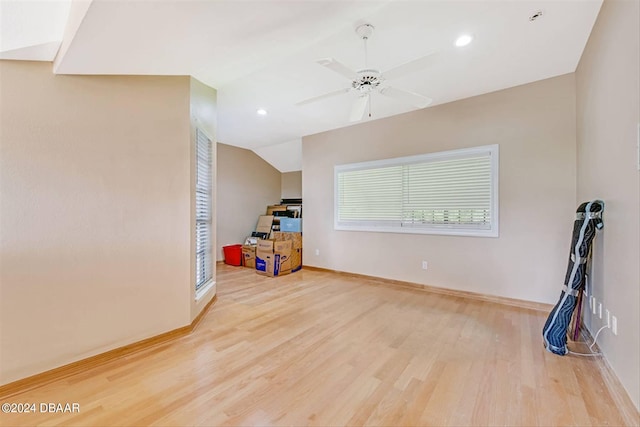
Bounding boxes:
455 34 473 47
257 109 267 115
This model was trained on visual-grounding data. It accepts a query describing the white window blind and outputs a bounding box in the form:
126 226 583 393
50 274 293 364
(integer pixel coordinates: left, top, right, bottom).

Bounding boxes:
335 145 499 237
195 129 212 290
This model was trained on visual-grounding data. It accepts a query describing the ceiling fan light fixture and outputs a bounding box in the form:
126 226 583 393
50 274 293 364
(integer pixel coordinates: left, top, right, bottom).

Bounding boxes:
297 23 435 121
355 23 375 40
454 34 473 47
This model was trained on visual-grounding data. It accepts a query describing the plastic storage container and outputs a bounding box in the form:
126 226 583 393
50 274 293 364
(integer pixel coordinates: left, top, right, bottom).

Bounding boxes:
222 244 243 266
280 218 302 232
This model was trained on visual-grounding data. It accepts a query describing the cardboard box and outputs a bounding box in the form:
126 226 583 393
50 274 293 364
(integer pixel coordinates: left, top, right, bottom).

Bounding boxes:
255 239 292 277
255 241 272 276
256 239 274 252
280 218 302 232
272 232 302 272
242 245 256 268
272 231 302 248
273 240 292 275
290 249 302 272
255 215 274 235
266 205 288 216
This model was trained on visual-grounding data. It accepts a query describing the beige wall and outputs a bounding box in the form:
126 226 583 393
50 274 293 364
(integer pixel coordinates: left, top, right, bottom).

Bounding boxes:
281 171 302 199
576 0 640 409
0 61 193 385
189 78 218 321
303 74 576 304
216 143 281 260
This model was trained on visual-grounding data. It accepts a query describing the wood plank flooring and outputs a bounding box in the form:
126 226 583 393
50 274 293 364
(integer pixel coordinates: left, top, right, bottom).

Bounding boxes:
1 265 636 426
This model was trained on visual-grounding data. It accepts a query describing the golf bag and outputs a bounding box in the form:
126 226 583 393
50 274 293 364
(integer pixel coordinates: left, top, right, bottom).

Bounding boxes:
542 200 604 355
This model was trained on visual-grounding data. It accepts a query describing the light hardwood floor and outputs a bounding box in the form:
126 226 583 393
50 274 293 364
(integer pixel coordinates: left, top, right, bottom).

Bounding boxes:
1 265 636 426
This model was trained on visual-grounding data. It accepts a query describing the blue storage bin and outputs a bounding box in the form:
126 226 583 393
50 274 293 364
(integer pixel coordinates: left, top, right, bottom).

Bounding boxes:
280 218 302 232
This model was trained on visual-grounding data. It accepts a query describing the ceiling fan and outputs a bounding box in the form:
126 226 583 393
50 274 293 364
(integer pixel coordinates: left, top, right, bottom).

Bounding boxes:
297 23 436 122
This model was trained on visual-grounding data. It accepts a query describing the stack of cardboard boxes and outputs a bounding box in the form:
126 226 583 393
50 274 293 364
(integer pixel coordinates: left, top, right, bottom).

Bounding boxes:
241 207 303 277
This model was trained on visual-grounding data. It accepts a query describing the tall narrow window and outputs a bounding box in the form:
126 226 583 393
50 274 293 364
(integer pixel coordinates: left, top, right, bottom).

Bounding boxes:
335 144 499 237
195 129 212 290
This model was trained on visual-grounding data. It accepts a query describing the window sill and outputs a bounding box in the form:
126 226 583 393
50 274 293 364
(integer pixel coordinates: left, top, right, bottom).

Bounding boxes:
334 224 499 238
195 280 215 302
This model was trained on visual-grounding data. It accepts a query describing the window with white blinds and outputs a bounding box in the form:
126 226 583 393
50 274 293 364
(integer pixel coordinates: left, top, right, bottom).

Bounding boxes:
195 129 212 290
335 144 499 237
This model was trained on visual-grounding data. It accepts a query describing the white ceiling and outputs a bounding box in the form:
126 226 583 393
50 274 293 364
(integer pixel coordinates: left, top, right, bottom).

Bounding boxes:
0 0 71 60
1 0 603 172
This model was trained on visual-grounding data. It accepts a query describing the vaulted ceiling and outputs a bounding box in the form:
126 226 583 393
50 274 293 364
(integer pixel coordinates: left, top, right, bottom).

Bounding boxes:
1 0 602 171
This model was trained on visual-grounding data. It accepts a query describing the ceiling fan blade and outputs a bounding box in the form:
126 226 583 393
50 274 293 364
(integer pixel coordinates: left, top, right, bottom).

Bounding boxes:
382 51 439 81
317 57 358 81
296 88 350 106
380 86 432 108
349 95 369 122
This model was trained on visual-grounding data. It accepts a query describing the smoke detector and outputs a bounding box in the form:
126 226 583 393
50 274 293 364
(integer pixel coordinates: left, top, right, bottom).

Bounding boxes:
529 10 544 22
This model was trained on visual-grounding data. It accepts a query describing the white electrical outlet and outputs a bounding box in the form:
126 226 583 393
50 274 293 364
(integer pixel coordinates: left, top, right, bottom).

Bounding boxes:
611 316 618 335
421 260 428 270
606 309 611 328
598 302 603 319
315 249 320 256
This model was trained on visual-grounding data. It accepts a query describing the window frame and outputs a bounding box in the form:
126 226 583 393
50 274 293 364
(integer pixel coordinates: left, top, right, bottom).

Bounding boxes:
195 128 213 291
334 144 499 237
